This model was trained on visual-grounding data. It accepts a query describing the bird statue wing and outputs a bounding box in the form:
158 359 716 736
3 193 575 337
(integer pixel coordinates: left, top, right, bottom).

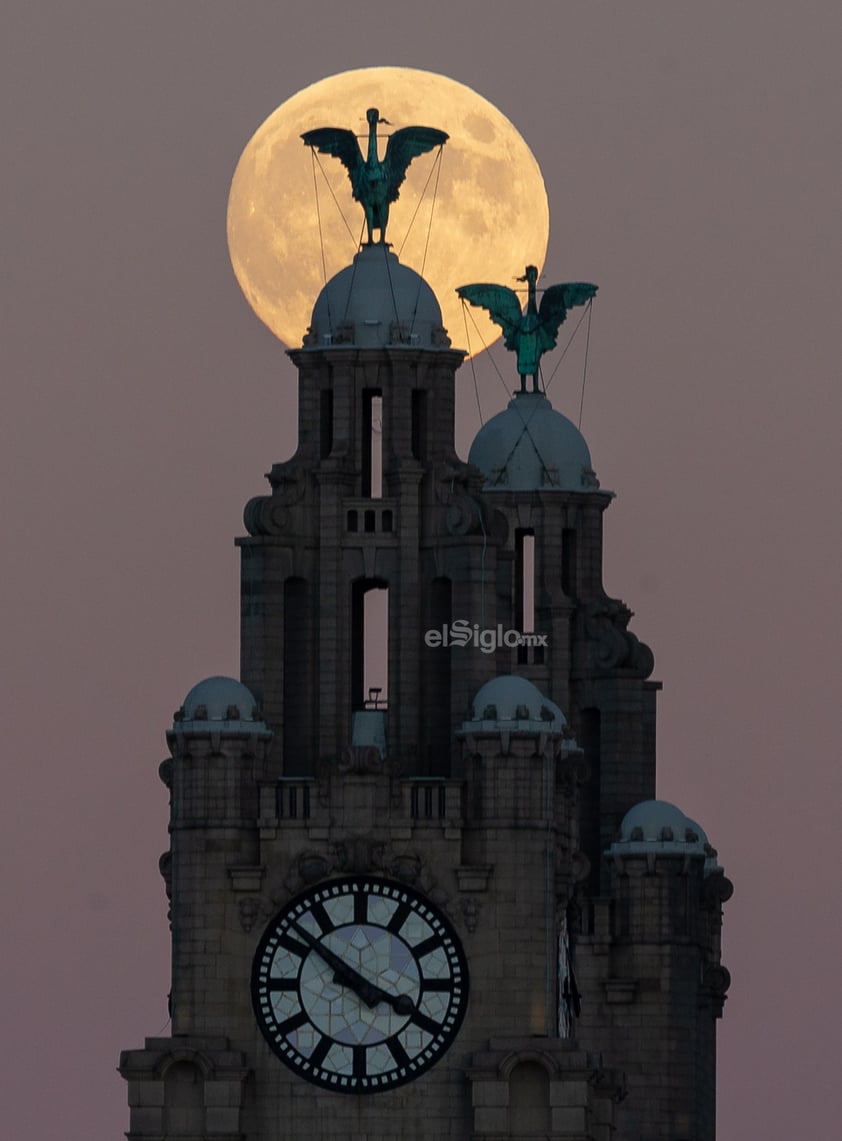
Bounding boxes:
536 282 598 352
383 126 449 202
300 127 366 200
456 283 524 349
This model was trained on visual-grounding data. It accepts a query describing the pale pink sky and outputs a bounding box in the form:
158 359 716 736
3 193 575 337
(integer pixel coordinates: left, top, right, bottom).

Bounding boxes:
2 4 840 1138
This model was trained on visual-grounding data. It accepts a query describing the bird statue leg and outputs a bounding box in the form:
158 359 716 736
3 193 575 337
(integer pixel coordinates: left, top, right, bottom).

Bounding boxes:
518 373 528 394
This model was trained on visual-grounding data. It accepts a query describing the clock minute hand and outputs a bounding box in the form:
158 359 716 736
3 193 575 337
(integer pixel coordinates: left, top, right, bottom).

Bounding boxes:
290 921 374 1001
290 921 414 1015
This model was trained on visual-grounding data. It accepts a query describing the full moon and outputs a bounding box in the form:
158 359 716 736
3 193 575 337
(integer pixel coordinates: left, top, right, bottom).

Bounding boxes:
227 67 549 353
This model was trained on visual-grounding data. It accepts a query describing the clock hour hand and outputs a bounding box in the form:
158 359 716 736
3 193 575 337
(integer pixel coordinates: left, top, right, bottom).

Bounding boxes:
290 921 414 1015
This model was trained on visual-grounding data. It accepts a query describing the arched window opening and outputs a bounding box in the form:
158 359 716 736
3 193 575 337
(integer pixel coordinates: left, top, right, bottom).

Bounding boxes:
562 527 577 598
362 389 383 498
284 577 312 775
320 389 334 459
419 576 452 776
516 529 535 633
580 707 602 899
411 389 427 460
351 579 389 711
507 1061 550 1134
163 1062 204 1137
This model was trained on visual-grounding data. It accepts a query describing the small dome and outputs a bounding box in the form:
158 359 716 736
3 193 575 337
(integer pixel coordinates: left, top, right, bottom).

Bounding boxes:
608 799 719 869
307 246 446 349
178 676 260 723
463 674 567 733
468 391 599 492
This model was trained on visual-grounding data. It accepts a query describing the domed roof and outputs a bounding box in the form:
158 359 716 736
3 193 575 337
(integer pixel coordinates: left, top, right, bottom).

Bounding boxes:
462 674 567 734
468 391 600 492
175 676 262 726
608 799 719 869
307 245 446 349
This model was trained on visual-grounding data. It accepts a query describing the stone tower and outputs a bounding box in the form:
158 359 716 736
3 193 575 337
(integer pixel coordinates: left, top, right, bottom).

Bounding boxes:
119 150 731 1141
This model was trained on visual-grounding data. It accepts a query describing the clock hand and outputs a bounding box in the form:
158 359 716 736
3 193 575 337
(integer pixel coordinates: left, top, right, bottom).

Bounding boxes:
290 921 415 1015
290 921 374 1000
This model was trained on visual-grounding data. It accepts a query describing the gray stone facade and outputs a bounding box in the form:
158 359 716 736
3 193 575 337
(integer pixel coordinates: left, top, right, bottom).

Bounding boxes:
120 257 731 1139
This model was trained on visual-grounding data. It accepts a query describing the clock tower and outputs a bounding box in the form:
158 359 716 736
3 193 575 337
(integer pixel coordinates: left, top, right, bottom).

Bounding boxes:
119 115 732 1141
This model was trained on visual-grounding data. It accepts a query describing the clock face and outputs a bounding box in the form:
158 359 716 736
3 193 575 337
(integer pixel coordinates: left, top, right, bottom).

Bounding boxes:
251 876 469 1093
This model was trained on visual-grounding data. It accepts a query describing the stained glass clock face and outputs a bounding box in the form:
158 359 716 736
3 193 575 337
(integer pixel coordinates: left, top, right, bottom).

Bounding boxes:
251 876 469 1093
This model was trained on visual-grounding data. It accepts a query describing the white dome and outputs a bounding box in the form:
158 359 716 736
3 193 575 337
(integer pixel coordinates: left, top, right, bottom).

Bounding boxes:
608 799 719 869
308 246 445 349
468 391 599 492
463 674 567 733
178 676 260 723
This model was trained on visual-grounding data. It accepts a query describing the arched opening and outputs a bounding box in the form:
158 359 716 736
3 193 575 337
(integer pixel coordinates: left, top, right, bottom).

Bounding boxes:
516 529 535 633
320 388 333 458
419 576 452 775
580 707 602 899
284 577 313 775
411 389 427 460
507 1061 551 1134
351 578 389 711
362 389 383 498
163 1061 204 1137
561 526 577 598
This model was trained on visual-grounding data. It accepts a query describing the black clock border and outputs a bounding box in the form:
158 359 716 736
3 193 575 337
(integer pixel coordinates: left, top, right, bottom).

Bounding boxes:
250 875 470 1094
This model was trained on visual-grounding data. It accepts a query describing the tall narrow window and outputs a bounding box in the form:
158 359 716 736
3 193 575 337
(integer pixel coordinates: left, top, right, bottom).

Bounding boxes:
351 579 388 710
361 389 383 498
320 389 333 459
420 577 451 776
507 1062 550 1134
561 527 577 597
284 578 312 776
411 389 427 460
164 1062 204 1136
580 708 602 897
516 529 535 633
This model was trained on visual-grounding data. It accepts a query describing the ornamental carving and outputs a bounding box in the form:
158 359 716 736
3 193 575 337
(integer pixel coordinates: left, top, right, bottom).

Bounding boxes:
238 896 273 933
243 496 290 537
158 850 172 926
337 744 389 776
444 494 483 536
282 838 455 921
582 596 655 677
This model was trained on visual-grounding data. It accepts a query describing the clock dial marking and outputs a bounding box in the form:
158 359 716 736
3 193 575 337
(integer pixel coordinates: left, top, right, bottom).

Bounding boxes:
353 890 368 926
386 901 412 934
278 933 311 959
386 1035 411 1069
268 977 299 991
421 978 453 993
308 1034 333 1069
309 900 334 934
411 934 443 959
409 1009 443 1037
277 1010 310 1036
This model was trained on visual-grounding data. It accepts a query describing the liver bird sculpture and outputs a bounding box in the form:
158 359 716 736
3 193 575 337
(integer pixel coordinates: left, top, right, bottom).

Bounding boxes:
457 265 597 392
301 108 448 246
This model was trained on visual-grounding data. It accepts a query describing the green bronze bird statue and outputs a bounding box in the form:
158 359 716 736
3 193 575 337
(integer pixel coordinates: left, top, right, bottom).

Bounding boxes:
457 266 597 392
301 108 448 246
